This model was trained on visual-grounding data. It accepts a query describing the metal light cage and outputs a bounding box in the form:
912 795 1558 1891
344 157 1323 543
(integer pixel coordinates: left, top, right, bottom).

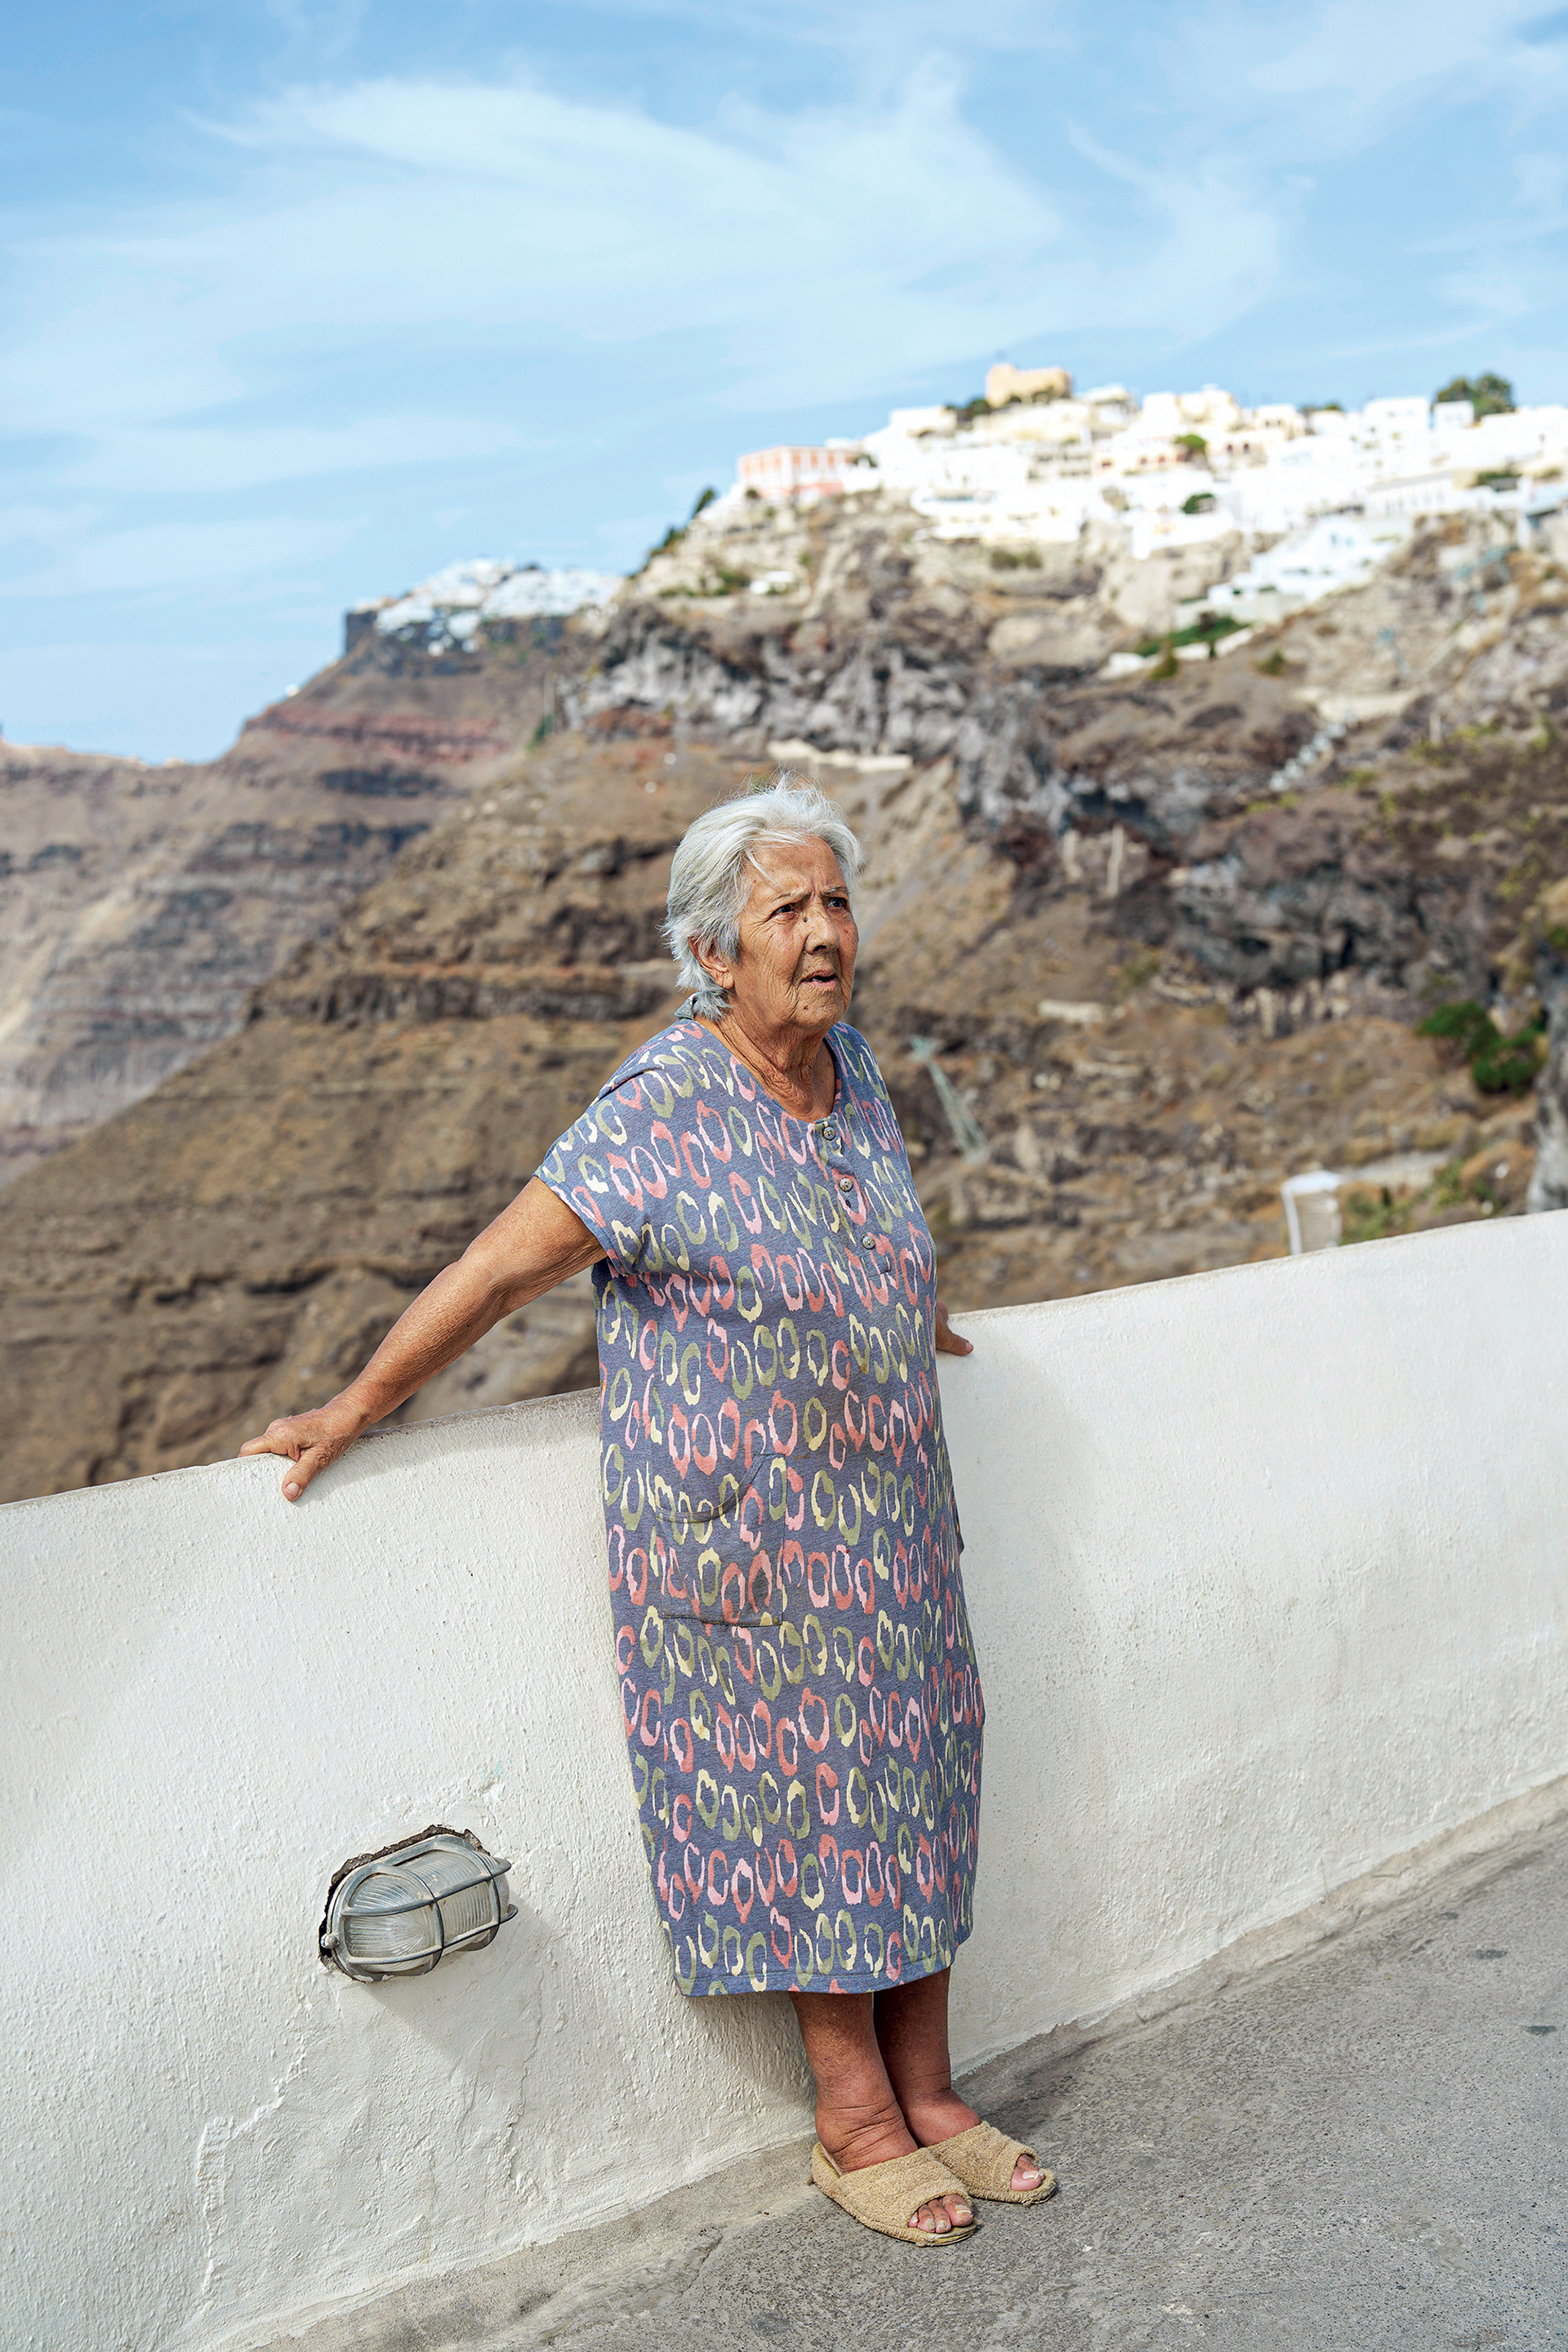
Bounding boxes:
322 1832 516 1982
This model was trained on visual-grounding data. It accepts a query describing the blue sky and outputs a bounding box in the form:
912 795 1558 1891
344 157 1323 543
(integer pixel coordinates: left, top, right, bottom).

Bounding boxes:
4 0 1568 760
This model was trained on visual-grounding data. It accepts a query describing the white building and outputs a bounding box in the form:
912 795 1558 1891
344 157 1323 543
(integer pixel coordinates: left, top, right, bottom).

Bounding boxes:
354 560 622 653
1200 514 1414 623
724 377 1568 616
737 444 872 497
1360 396 1434 459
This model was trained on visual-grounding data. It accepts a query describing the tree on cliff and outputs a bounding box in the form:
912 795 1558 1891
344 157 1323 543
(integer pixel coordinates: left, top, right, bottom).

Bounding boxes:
1434 372 1515 417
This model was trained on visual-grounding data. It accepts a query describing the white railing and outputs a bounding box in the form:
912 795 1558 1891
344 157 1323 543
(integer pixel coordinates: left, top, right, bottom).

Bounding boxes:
4 1213 1567 2350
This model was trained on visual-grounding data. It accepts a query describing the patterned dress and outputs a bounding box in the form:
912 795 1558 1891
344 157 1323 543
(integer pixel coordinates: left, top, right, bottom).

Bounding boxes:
537 1016 985 1997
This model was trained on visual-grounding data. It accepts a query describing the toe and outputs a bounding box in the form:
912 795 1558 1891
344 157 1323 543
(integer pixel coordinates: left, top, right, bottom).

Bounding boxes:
910 2193 973 2233
1011 2156 1042 2193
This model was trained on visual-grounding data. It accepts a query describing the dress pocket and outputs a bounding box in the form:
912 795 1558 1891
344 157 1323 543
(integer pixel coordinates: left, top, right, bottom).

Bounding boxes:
604 1450 807 1626
650 1522 791 1626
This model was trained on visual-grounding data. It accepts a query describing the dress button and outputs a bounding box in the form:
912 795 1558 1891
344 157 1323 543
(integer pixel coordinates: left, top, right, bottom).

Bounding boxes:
839 1175 854 1192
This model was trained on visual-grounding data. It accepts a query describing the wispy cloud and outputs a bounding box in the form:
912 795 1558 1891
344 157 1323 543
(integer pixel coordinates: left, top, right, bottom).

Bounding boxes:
0 45 1282 608
61 416 532 499
0 514 358 599
1183 0 1568 137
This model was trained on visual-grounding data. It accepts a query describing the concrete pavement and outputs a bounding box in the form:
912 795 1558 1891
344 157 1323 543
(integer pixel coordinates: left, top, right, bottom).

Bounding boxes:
270 1815 1568 2352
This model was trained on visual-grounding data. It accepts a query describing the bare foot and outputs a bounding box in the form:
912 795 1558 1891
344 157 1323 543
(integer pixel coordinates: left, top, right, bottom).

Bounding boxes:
900 2088 1047 2198
819 2107 973 2235
791 1988 973 2235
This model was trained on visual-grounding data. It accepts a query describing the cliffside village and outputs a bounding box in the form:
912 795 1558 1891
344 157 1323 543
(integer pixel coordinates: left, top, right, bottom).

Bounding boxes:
736 361 1568 553
359 364 1568 655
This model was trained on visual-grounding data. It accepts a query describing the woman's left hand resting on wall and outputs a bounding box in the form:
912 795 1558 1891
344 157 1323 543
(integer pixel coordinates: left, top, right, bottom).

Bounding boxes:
241 1174 975 1501
238 1176 606 1499
933 1300 973 1357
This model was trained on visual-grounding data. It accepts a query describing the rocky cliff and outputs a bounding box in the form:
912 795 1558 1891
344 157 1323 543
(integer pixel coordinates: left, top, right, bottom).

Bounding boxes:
0 618 563 1183
2 493 1564 1503
572 489 1563 854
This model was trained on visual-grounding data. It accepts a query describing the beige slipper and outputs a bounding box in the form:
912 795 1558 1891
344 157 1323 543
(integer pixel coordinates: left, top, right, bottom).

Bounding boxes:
810 2141 979 2244
927 2120 1057 2205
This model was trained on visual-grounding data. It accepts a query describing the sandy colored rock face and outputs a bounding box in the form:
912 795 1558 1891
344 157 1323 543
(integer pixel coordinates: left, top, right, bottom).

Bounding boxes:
0 703 1535 1508
5 503 1567 1504
0 736 725 1502
0 621 562 1186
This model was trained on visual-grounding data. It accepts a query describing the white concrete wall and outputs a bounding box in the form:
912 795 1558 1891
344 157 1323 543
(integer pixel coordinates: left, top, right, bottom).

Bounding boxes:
5 1213 1568 2352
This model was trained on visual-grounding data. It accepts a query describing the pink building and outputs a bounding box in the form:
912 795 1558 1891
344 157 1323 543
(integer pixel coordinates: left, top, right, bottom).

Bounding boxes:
737 444 861 497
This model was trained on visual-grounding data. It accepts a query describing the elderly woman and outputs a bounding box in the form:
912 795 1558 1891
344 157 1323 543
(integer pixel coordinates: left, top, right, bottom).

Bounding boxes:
243 774 1054 2245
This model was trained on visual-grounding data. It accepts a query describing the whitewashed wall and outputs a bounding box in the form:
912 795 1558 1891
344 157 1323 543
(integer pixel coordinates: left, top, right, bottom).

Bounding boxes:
4 1213 1567 2352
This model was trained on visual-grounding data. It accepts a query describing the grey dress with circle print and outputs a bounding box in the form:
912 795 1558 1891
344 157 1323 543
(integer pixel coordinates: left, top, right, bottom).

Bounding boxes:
537 1014 984 1997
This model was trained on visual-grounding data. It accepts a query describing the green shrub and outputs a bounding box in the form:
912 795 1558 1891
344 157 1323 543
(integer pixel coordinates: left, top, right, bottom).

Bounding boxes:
1134 611 1242 658
1418 999 1545 1094
1430 1159 1467 1208
989 546 1043 571
1434 372 1514 418
1255 648 1287 676
1114 949 1161 998
1341 1186 1410 1245
1419 1000 1495 1059
528 711 555 750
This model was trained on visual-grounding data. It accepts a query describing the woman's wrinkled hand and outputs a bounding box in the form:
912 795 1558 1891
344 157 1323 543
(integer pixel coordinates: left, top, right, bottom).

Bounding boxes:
238 1395 370 1502
933 1299 973 1356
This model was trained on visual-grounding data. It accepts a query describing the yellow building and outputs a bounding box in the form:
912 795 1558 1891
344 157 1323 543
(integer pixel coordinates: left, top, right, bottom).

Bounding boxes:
985 361 1072 408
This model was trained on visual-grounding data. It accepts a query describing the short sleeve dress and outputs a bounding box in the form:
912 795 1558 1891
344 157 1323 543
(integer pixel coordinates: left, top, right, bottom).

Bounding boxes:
536 1014 984 1998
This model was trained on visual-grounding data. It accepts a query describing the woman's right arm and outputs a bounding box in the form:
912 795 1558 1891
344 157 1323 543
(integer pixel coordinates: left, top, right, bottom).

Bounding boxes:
238 1176 605 1501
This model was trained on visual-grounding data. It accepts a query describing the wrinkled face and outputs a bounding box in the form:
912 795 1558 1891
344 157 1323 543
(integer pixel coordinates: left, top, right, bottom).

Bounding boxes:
700 835 858 1040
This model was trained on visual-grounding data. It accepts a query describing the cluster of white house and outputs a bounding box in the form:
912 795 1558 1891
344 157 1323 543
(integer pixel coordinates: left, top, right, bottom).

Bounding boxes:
728 362 1568 577
351 559 623 653
351 368 1567 652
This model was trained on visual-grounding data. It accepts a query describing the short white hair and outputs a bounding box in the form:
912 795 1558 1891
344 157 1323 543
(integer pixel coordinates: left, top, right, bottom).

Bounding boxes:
664 769 862 1018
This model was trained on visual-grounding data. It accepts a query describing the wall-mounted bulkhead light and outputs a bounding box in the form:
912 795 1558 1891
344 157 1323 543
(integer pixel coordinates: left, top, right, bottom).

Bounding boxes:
321 1830 515 1982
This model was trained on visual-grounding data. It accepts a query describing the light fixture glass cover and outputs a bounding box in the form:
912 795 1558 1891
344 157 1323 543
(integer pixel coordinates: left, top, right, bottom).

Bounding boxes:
323 1832 515 1981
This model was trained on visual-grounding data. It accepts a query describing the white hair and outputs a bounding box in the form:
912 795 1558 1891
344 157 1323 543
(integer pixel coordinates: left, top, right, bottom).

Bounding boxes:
664 769 862 1018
